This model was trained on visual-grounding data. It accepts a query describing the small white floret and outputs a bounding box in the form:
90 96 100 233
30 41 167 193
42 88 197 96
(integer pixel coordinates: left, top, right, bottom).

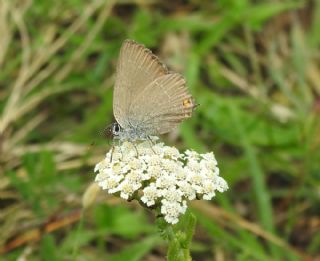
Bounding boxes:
141 183 160 206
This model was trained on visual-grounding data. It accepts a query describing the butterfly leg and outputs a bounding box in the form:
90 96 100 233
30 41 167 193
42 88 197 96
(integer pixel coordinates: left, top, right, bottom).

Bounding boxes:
106 137 114 163
147 136 156 154
109 139 122 162
116 139 125 161
109 144 115 163
132 142 139 157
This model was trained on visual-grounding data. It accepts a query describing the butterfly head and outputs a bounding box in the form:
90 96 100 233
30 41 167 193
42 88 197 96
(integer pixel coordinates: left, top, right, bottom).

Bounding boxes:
100 122 121 140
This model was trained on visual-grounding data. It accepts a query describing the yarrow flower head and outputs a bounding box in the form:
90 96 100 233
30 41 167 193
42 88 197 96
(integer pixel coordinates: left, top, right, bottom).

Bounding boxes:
94 137 228 224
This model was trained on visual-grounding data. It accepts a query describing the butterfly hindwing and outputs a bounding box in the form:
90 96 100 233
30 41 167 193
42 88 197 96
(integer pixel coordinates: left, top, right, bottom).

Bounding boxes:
128 73 195 134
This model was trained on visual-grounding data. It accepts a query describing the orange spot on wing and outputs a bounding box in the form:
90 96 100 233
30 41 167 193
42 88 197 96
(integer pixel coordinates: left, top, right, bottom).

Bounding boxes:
183 98 193 108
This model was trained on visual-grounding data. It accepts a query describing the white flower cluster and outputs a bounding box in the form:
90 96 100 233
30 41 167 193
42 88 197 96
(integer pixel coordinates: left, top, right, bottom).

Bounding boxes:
94 138 228 224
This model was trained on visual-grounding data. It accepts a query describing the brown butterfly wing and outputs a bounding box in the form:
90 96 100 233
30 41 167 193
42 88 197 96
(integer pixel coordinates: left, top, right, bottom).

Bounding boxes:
113 39 167 128
128 73 195 135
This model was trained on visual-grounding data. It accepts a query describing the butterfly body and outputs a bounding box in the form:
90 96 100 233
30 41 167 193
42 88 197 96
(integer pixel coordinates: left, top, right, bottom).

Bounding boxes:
112 39 196 141
112 122 151 141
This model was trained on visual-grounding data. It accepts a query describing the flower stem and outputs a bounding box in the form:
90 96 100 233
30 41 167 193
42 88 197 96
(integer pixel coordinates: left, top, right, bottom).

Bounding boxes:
157 211 197 261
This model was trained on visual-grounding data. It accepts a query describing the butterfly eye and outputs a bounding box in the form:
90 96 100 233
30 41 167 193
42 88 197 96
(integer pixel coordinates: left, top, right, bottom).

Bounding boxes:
112 123 121 135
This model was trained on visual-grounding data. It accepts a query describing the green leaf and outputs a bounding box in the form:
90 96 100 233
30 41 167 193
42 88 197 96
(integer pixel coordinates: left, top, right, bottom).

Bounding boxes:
94 205 154 238
244 2 303 30
40 235 59 261
108 236 159 261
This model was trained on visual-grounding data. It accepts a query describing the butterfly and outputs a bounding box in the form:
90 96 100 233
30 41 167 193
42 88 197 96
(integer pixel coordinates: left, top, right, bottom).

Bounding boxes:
111 39 196 141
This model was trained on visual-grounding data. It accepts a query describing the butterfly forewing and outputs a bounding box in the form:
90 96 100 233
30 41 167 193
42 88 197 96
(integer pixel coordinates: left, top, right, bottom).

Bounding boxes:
113 40 167 128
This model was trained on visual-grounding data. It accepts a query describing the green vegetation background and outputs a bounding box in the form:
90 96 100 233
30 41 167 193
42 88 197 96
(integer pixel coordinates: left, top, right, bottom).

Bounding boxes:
0 0 319 260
